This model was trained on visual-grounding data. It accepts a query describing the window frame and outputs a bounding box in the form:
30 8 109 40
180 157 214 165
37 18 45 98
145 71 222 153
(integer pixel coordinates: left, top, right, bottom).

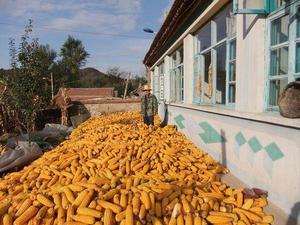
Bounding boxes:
266 1 300 110
193 3 236 106
170 46 184 103
158 62 165 101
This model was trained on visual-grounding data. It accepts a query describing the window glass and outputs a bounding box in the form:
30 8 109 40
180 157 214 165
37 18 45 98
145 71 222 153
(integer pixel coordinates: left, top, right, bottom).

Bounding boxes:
179 48 184 64
159 63 164 75
229 84 236 103
216 43 227 104
229 40 236 82
215 8 227 42
271 14 289 46
215 4 232 42
172 53 176 67
296 43 300 73
270 47 289 76
229 40 236 60
198 23 211 51
203 51 212 102
269 79 288 106
297 11 300 38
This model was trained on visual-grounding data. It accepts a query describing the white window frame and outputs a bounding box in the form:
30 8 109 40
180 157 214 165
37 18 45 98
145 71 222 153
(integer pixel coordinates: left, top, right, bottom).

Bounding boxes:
158 62 165 101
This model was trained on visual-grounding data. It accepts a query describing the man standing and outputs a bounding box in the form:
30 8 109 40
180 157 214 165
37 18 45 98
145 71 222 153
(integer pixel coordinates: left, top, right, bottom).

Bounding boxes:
141 84 158 125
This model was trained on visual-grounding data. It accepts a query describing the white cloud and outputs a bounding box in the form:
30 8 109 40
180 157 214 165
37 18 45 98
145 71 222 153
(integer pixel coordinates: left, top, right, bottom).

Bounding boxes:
0 0 141 34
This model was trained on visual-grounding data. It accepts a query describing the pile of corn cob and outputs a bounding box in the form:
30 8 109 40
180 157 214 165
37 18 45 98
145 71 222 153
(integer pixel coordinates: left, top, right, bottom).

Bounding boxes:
0 112 273 225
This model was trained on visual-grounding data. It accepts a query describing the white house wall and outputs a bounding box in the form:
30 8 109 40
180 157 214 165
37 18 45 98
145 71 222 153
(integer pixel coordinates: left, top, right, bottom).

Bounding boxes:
236 13 266 113
167 105 300 222
183 34 194 104
148 0 300 223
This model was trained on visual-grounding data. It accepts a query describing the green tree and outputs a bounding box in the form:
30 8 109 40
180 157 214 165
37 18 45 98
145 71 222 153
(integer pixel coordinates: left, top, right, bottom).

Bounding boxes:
1 20 55 143
60 36 89 87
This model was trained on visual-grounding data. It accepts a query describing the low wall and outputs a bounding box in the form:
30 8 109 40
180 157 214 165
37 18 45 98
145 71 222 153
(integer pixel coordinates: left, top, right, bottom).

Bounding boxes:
167 104 300 223
77 99 141 116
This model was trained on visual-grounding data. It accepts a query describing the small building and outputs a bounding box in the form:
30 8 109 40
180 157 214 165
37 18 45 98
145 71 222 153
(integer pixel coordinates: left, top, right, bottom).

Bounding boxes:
144 0 300 223
66 88 114 101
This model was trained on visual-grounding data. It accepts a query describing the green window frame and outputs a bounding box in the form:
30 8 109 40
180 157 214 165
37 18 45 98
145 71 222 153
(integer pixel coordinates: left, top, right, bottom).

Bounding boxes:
267 1 300 109
170 47 184 103
193 3 236 106
233 0 271 14
227 39 237 104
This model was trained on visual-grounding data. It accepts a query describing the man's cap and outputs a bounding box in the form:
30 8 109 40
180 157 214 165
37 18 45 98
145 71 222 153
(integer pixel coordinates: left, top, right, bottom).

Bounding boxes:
142 84 151 91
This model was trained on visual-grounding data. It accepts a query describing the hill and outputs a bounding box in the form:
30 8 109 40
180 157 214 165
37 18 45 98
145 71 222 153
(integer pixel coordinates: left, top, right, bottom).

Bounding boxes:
80 67 107 78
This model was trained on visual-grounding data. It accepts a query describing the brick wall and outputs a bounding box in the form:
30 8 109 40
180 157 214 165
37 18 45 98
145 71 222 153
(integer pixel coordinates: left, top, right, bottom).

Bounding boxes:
75 99 141 116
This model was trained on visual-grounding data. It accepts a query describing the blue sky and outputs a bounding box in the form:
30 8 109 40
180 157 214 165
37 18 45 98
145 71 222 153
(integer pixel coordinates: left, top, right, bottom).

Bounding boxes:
0 0 173 75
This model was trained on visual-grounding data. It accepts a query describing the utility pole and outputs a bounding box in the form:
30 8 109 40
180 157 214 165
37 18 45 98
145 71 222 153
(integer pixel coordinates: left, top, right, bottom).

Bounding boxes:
51 72 54 99
48 63 54 99
123 73 131 99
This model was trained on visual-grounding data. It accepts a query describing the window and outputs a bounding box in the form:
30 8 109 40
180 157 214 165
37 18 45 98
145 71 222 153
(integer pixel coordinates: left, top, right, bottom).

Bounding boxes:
267 2 300 108
170 47 184 102
158 62 165 100
228 40 236 103
193 3 236 105
296 10 300 73
270 0 290 12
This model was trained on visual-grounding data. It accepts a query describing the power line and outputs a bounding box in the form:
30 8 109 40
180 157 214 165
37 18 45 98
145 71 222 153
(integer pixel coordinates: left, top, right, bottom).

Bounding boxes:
0 22 152 40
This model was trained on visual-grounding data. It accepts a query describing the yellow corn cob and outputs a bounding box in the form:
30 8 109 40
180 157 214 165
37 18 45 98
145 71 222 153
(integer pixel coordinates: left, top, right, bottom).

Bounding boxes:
152 217 163 225
36 206 48 220
194 216 202 225
132 195 140 215
206 215 234 224
79 190 94 208
262 215 274 223
61 192 69 209
63 187 75 203
138 205 146 220
115 210 126 222
120 193 127 208
233 208 262 223
72 215 95 224
97 200 122 214
242 199 253 210
36 194 54 207
103 208 115 225
237 192 243 208
66 205 74 222
181 198 192 213
149 192 155 215
77 207 101 218
14 206 38 225
15 199 31 217
176 214 184 225
125 205 134 225
73 189 88 207
140 191 151 210
3 213 12 225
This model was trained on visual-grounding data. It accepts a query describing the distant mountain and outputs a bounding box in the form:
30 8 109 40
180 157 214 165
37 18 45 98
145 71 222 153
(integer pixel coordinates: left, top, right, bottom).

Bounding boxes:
79 67 107 78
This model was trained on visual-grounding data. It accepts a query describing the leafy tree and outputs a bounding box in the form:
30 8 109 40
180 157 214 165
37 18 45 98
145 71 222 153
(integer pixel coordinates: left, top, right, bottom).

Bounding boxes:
60 36 89 86
1 20 55 143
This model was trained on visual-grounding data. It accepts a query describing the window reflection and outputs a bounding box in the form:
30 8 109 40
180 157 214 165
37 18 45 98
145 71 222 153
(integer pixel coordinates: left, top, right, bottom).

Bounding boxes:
271 14 289 45
216 44 226 104
198 23 211 51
